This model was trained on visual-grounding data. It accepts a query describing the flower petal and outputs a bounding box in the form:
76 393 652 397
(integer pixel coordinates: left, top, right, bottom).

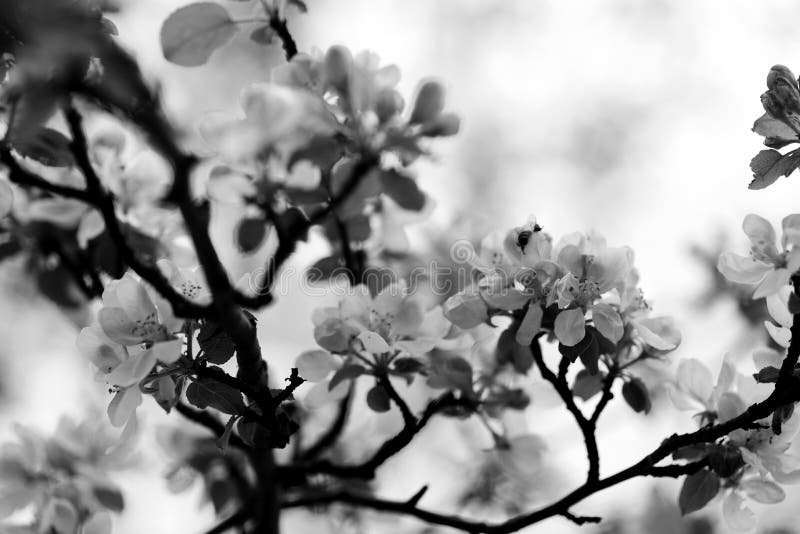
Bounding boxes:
764 321 791 348
717 252 770 285
591 302 623 343
554 308 585 347
105 349 157 388
296 350 338 382
753 268 791 299
107 387 142 427
358 331 390 354
741 479 785 504
743 213 777 251
722 492 756 532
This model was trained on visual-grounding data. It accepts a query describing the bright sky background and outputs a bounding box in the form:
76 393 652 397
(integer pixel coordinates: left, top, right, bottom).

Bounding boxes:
4 1 800 533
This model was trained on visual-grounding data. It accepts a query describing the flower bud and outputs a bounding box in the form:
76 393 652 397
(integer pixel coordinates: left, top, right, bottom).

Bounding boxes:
765 65 800 114
324 45 352 95
374 87 404 123
409 80 445 124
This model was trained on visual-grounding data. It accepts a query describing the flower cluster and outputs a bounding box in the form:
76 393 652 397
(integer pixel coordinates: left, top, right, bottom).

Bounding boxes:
77 263 205 428
0 416 132 534
671 356 800 530
295 283 453 409
718 214 800 302
443 216 680 375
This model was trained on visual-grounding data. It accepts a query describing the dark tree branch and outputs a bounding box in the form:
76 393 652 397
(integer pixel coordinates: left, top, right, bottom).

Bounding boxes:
204 508 249 534
269 16 298 61
61 104 208 318
174 401 248 452
531 338 600 483
589 364 617 426
235 154 379 310
0 148 91 202
283 392 475 480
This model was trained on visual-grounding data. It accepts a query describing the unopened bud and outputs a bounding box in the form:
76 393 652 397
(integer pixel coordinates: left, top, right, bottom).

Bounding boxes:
409 80 445 125
324 45 352 95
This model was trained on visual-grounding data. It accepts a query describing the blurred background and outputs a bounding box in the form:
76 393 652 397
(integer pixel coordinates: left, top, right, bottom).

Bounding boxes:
3 0 800 532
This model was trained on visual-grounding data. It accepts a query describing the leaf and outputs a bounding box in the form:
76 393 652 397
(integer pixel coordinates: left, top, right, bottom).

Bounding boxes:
410 81 445 124
216 415 238 451
558 326 599 372
678 470 720 515
328 363 366 391
289 135 344 172
11 127 74 167
235 217 267 254
249 25 275 45
754 365 781 383
427 354 474 394
197 321 236 365
621 377 651 414
378 169 426 211
749 149 800 190
495 327 534 374
186 377 245 415
92 485 124 512
392 357 425 374
706 444 744 478
572 370 606 401
161 2 238 66
366 385 391 412
306 255 345 283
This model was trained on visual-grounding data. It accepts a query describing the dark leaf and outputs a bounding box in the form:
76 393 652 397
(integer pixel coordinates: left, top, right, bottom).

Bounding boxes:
622 377 651 414
208 478 237 514
572 369 606 401
11 127 74 167
378 169 426 211
235 217 267 254
754 366 780 383
678 470 720 515
237 411 298 449
197 321 236 365
559 327 600 373
366 385 391 412
331 161 381 217
249 25 275 45
496 327 534 374
392 357 426 374
93 485 124 512
789 292 800 314
289 135 344 172
186 377 245 415
706 444 744 478
749 149 800 190
306 254 345 283
328 363 366 391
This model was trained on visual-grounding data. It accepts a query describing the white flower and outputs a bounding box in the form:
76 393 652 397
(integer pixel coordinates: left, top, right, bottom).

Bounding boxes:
718 214 800 299
77 273 184 427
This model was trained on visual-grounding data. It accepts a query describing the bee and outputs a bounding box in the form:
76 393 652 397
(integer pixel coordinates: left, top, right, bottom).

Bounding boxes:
516 224 542 253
